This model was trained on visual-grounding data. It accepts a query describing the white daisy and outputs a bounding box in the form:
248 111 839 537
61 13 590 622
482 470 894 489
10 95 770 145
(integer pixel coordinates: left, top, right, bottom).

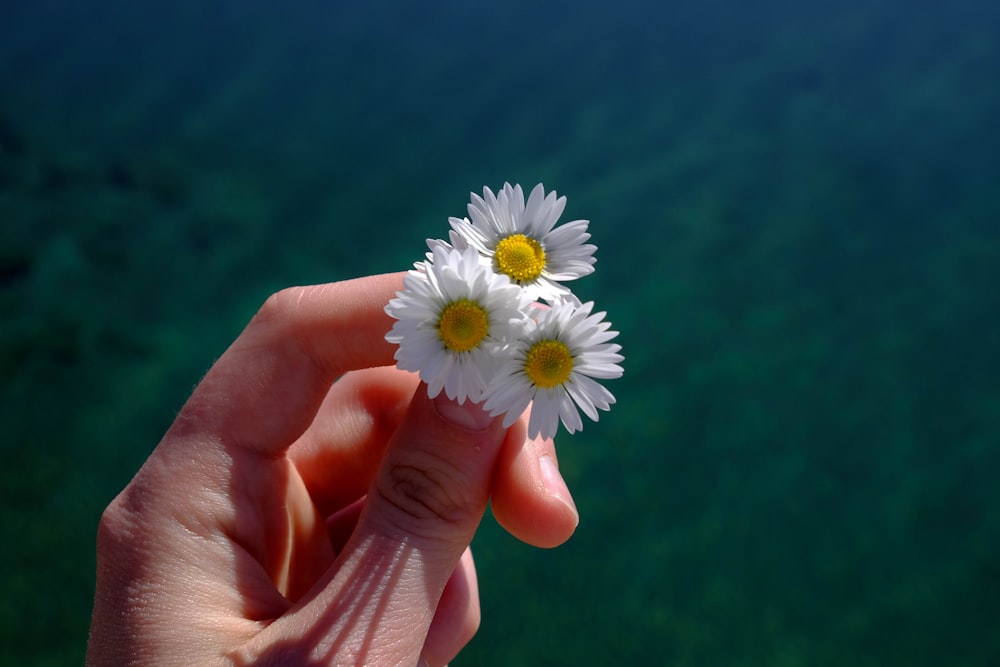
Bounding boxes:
385 244 531 404
483 299 624 440
446 183 597 303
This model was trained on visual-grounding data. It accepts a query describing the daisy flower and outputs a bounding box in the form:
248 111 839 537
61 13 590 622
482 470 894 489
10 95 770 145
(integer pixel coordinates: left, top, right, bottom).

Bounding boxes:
446 183 597 303
483 299 624 440
385 244 531 404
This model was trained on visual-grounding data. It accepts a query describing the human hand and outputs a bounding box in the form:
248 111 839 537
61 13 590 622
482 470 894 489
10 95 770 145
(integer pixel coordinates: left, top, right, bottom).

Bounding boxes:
86 273 580 666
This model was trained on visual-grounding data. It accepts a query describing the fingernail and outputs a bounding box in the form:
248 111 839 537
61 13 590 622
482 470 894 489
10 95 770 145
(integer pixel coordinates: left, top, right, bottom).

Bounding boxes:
540 455 578 521
433 394 495 431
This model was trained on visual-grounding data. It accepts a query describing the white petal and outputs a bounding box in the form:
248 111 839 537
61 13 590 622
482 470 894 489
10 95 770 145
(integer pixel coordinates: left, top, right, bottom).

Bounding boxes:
564 378 599 421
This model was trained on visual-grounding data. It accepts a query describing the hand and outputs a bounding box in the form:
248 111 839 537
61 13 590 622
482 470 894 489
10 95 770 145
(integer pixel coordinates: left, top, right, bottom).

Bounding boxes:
86 273 579 666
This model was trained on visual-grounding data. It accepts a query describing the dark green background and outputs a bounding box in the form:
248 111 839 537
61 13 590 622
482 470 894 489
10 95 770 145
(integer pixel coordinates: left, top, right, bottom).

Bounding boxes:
2 1 998 664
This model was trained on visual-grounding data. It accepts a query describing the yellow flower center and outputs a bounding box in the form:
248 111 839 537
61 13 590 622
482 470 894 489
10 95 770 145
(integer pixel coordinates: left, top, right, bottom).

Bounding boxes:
438 299 490 352
524 339 574 388
494 234 546 282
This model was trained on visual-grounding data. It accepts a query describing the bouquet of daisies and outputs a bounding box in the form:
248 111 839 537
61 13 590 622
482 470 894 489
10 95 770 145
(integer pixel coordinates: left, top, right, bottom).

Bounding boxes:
385 183 624 440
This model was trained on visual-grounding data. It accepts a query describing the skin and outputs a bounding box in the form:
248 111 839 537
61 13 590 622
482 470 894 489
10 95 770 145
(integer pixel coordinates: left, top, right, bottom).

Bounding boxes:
86 273 579 666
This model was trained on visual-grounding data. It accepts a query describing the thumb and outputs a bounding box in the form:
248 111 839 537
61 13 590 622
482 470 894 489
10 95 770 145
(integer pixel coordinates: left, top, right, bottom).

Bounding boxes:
364 388 505 556
246 387 505 665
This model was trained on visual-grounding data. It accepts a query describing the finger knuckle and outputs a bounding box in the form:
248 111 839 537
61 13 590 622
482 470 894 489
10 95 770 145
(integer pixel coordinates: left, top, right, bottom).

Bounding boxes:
255 286 305 326
376 455 476 532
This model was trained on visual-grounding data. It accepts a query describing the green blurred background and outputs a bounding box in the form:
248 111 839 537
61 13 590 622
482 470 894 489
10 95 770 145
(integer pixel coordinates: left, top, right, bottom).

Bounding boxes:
2 0 998 664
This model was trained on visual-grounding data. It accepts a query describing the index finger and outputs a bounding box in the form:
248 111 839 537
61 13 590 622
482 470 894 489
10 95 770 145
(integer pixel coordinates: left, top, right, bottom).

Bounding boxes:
168 272 405 456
